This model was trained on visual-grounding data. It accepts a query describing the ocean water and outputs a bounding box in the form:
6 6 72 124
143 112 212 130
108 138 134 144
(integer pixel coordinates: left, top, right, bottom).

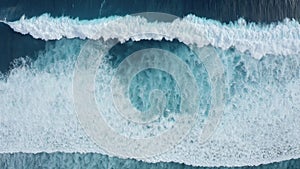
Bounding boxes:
0 0 300 169
1 153 300 169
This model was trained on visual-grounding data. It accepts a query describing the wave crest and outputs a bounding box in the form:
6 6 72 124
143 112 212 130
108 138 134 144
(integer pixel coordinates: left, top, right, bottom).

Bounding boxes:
3 13 300 59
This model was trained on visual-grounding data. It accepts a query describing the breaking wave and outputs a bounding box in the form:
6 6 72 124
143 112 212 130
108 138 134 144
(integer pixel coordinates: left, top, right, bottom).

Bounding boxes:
0 14 300 167
3 13 300 59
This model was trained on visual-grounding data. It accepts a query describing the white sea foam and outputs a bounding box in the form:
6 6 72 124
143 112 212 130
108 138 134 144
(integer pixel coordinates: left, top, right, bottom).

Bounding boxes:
1 13 300 166
3 13 300 59
0 38 300 167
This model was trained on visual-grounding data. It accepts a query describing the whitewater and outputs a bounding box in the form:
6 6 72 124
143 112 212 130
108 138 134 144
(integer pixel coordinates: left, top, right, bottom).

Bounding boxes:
0 14 300 167
3 13 300 59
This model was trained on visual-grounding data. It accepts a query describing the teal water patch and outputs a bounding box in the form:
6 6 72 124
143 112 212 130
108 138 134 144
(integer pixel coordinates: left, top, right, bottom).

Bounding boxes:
0 153 299 169
107 39 210 118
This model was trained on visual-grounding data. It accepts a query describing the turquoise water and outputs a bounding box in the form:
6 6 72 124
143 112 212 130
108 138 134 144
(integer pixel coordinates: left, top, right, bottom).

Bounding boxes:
1 38 299 167
1 153 300 169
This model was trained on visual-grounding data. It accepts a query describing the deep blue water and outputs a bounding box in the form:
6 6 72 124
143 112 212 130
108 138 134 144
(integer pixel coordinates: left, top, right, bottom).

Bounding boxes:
0 0 300 168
